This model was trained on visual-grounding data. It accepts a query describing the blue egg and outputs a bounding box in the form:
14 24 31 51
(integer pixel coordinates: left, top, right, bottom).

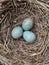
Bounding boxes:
22 18 34 30
11 26 23 39
23 31 36 43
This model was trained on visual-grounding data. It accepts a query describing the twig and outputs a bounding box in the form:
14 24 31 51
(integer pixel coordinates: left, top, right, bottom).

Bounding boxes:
4 28 10 53
0 12 9 24
12 0 17 8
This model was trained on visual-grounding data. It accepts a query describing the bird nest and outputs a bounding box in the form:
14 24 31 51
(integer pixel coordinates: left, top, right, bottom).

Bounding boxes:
0 0 49 65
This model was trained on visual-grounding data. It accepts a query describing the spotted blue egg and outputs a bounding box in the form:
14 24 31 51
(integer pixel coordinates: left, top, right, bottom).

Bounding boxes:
22 18 34 30
11 26 23 39
23 31 36 43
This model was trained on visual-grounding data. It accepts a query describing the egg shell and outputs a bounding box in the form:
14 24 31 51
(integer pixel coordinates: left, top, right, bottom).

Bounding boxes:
22 18 34 31
23 31 36 43
11 26 23 39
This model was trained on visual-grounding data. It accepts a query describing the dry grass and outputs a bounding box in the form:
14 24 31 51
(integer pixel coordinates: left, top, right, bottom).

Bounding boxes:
0 0 49 65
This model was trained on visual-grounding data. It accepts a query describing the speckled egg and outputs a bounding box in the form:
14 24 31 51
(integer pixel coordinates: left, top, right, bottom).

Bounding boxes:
23 31 36 43
11 26 23 39
22 18 34 30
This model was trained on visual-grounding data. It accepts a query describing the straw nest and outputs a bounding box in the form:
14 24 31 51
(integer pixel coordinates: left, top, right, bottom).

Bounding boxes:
0 0 49 65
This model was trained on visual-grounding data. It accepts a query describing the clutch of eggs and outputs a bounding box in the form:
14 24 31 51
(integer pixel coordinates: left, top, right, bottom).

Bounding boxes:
11 18 36 43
